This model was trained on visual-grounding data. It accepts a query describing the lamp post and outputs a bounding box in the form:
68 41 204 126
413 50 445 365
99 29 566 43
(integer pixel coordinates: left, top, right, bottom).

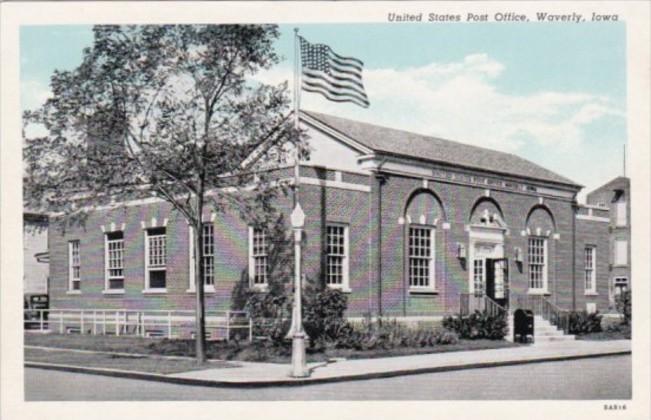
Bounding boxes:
286 202 309 377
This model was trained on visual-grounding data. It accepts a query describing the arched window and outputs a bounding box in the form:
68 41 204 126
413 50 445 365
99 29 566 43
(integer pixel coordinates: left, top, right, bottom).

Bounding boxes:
404 190 442 291
525 206 555 293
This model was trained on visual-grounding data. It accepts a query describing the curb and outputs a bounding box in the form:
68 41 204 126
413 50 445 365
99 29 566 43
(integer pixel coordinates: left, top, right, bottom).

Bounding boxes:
25 349 631 388
24 345 234 364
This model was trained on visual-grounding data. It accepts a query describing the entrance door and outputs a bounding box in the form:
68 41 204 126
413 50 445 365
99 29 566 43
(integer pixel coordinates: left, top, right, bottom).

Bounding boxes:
485 259 508 308
485 259 495 301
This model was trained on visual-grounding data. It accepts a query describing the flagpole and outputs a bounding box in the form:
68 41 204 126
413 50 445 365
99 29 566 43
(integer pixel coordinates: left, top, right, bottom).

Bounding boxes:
293 27 301 203
287 27 308 378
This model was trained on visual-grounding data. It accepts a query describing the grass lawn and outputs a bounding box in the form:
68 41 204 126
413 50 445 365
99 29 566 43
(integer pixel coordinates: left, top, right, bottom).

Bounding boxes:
575 329 631 341
25 333 520 364
24 347 235 374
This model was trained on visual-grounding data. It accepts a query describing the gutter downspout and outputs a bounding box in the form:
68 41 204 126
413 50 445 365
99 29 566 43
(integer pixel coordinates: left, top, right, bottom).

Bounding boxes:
571 196 578 311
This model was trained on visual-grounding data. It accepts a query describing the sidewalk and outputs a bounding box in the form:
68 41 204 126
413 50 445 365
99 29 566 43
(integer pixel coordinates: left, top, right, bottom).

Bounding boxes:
26 339 631 387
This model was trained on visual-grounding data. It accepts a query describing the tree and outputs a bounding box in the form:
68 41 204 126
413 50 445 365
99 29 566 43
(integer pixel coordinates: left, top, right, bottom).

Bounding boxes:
23 25 300 363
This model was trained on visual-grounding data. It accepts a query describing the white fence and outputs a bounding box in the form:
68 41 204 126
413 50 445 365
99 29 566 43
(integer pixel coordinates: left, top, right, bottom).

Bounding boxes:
24 308 253 341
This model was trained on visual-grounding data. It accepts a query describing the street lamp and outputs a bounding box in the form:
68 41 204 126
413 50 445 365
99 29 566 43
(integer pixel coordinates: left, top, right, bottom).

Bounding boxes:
286 202 309 377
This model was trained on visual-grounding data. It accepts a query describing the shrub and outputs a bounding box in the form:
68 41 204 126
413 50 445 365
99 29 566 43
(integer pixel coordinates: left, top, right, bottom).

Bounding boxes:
605 322 631 339
616 290 631 325
303 288 350 344
435 329 460 345
442 310 507 340
245 291 291 344
568 310 602 335
332 318 459 351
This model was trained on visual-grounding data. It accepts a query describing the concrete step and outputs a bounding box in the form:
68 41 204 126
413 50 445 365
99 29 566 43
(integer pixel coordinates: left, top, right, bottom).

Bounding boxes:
533 335 576 342
507 314 574 342
534 330 567 337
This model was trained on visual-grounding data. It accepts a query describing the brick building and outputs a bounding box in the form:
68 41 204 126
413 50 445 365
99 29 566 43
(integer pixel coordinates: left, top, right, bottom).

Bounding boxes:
47 111 611 330
23 212 49 298
586 176 631 307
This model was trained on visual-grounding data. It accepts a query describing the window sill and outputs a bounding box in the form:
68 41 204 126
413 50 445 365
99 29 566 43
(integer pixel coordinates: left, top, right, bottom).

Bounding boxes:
186 286 216 294
409 289 438 295
66 290 82 295
584 292 599 296
249 285 269 293
102 289 125 295
612 264 629 268
143 288 167 294
527 290 550 296
327 286 352 293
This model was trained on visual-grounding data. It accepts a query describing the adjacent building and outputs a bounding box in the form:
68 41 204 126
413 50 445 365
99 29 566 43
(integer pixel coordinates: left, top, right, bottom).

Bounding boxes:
46 111 612 335
586 176 631 308
23 212 49 298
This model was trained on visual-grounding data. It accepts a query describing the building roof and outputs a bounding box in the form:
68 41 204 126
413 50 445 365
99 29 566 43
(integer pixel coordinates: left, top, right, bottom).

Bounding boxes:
588 176 629 195
302 110 580 188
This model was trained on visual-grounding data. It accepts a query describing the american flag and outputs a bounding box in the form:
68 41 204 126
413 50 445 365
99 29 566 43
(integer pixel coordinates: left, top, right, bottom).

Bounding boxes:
299 36 369 108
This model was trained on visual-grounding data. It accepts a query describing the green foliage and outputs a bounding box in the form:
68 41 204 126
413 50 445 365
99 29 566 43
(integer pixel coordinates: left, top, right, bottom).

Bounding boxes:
435 329 460 345
604 322 631 339
332 319 459 351
244 281 463 351
244 281 351 346
23 24 304 360
615 290 631 325
568 311 603 335
303 287 350 343
442 310 508 340
245 291 291 345
24 24 300 223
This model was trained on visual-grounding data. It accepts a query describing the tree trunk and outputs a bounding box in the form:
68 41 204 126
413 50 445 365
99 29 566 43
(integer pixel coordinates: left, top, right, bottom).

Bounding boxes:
194 212 207 363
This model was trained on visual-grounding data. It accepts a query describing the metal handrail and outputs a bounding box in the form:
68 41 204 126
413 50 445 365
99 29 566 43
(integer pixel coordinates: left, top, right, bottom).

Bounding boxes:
24 308 252 341
484 295 507 317
541 297 570 334
459 293 506 317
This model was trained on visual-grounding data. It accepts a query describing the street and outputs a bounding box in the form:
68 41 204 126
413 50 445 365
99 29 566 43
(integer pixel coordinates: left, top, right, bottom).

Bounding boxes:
25 355 631 400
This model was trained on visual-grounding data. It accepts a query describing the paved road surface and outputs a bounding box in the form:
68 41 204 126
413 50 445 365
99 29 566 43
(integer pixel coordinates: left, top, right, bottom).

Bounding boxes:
25 355 631 400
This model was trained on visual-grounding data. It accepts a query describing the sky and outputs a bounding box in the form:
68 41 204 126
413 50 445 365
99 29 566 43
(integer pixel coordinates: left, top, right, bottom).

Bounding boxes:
20 23 627 202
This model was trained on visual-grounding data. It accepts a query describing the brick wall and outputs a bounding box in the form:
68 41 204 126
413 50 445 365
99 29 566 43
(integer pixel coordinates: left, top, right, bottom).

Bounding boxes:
575 215 611 312
50 165 598 318
24 218 49 295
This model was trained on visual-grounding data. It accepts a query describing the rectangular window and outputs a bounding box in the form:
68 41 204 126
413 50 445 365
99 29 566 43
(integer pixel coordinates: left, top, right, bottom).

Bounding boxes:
616 200 627 227
614 240 628 266
473 258 484 296
249 228 268 287
528 237 547 291
326 224 349 289
614 277 628 296
202 223 215 286
584 246 596 294
105 232 125 290
68 240 81 291
145 227 166 289
408 227 435 289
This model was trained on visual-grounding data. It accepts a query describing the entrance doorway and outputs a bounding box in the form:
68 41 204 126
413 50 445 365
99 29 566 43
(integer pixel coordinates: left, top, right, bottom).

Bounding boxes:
468 224 509 308
485 258 508 308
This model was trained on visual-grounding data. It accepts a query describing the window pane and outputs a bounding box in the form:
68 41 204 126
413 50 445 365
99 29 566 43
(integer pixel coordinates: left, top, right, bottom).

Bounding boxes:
616 201 627 226
528 237 547 289
326 225 347 286
408 227 433 288
146 228 166 288
251 228 268 285
109 278 124 290
202 224 215 285
615 240 627 265
106 232 125 289
69 241 81 290
149 270 166 289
